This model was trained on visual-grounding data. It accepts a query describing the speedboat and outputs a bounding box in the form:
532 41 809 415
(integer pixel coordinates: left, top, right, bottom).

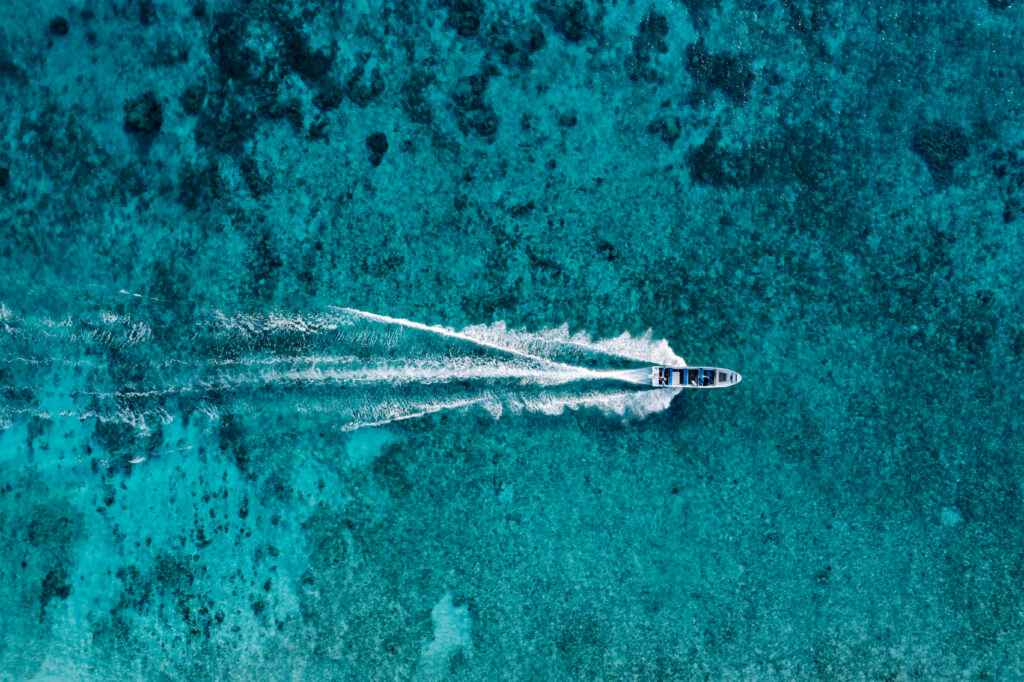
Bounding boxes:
650 366 741 388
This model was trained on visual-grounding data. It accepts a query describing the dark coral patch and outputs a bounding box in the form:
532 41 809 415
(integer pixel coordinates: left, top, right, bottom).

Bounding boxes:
180 83 206 115
345 61 385 108
463 108 499 137
625 10 669 83
990 143 1024 222
279 22 334 82
912 123 969 187
367 132 389 167
401 71 434 124
444 0 483 37
680 0 718 31
219 413 251 473
687 129 761 187
41 566 72 609
452 71 500 139
125 92 163 135
313 84 345 112
208 11 257 83
490 19 546 69
453 73 488 111
48 17 70 37
685 40 754 104
648 115 681 145
138 0 158 27
536 0 596 43
193 96 259 154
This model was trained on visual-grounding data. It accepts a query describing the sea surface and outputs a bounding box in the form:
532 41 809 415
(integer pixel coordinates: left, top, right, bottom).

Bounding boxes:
1 0 1023 679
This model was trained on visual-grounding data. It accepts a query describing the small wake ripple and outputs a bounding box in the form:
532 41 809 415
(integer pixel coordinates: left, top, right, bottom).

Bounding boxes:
0 304 683 433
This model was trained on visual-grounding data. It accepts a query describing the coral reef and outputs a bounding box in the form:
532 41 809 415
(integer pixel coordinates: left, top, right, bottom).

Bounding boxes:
0 0 1021 677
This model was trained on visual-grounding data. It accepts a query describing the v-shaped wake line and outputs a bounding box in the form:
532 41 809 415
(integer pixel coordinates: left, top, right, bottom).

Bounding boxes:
335 307 685 367
458 321 686 367
334 307 600 370
2 301 689 434
334 397 488 432
259 383 677 433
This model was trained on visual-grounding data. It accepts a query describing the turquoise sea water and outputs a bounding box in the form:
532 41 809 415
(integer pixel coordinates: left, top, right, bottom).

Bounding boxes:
2 0 1023 679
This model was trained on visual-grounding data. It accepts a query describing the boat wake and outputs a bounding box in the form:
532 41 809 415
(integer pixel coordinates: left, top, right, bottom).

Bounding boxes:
0 302 683 434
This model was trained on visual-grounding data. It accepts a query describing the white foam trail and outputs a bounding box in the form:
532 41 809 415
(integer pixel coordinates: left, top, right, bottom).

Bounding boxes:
7 357 101 367
1 303 687 433
188 307 685 370
336 307 587 365
0 404 163 433
238 357 643 387
206 309 341 336
284 384 676 433
459 321 686 366
69 356 648 401
335 307 684 368
334 397 488 432
506 387 680 419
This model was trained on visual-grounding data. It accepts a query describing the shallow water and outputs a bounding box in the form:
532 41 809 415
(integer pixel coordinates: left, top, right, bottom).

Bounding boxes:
2 0 1023 679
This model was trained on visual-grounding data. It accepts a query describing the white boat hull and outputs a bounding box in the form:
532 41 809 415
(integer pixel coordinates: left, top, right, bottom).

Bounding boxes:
650 366 741 388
